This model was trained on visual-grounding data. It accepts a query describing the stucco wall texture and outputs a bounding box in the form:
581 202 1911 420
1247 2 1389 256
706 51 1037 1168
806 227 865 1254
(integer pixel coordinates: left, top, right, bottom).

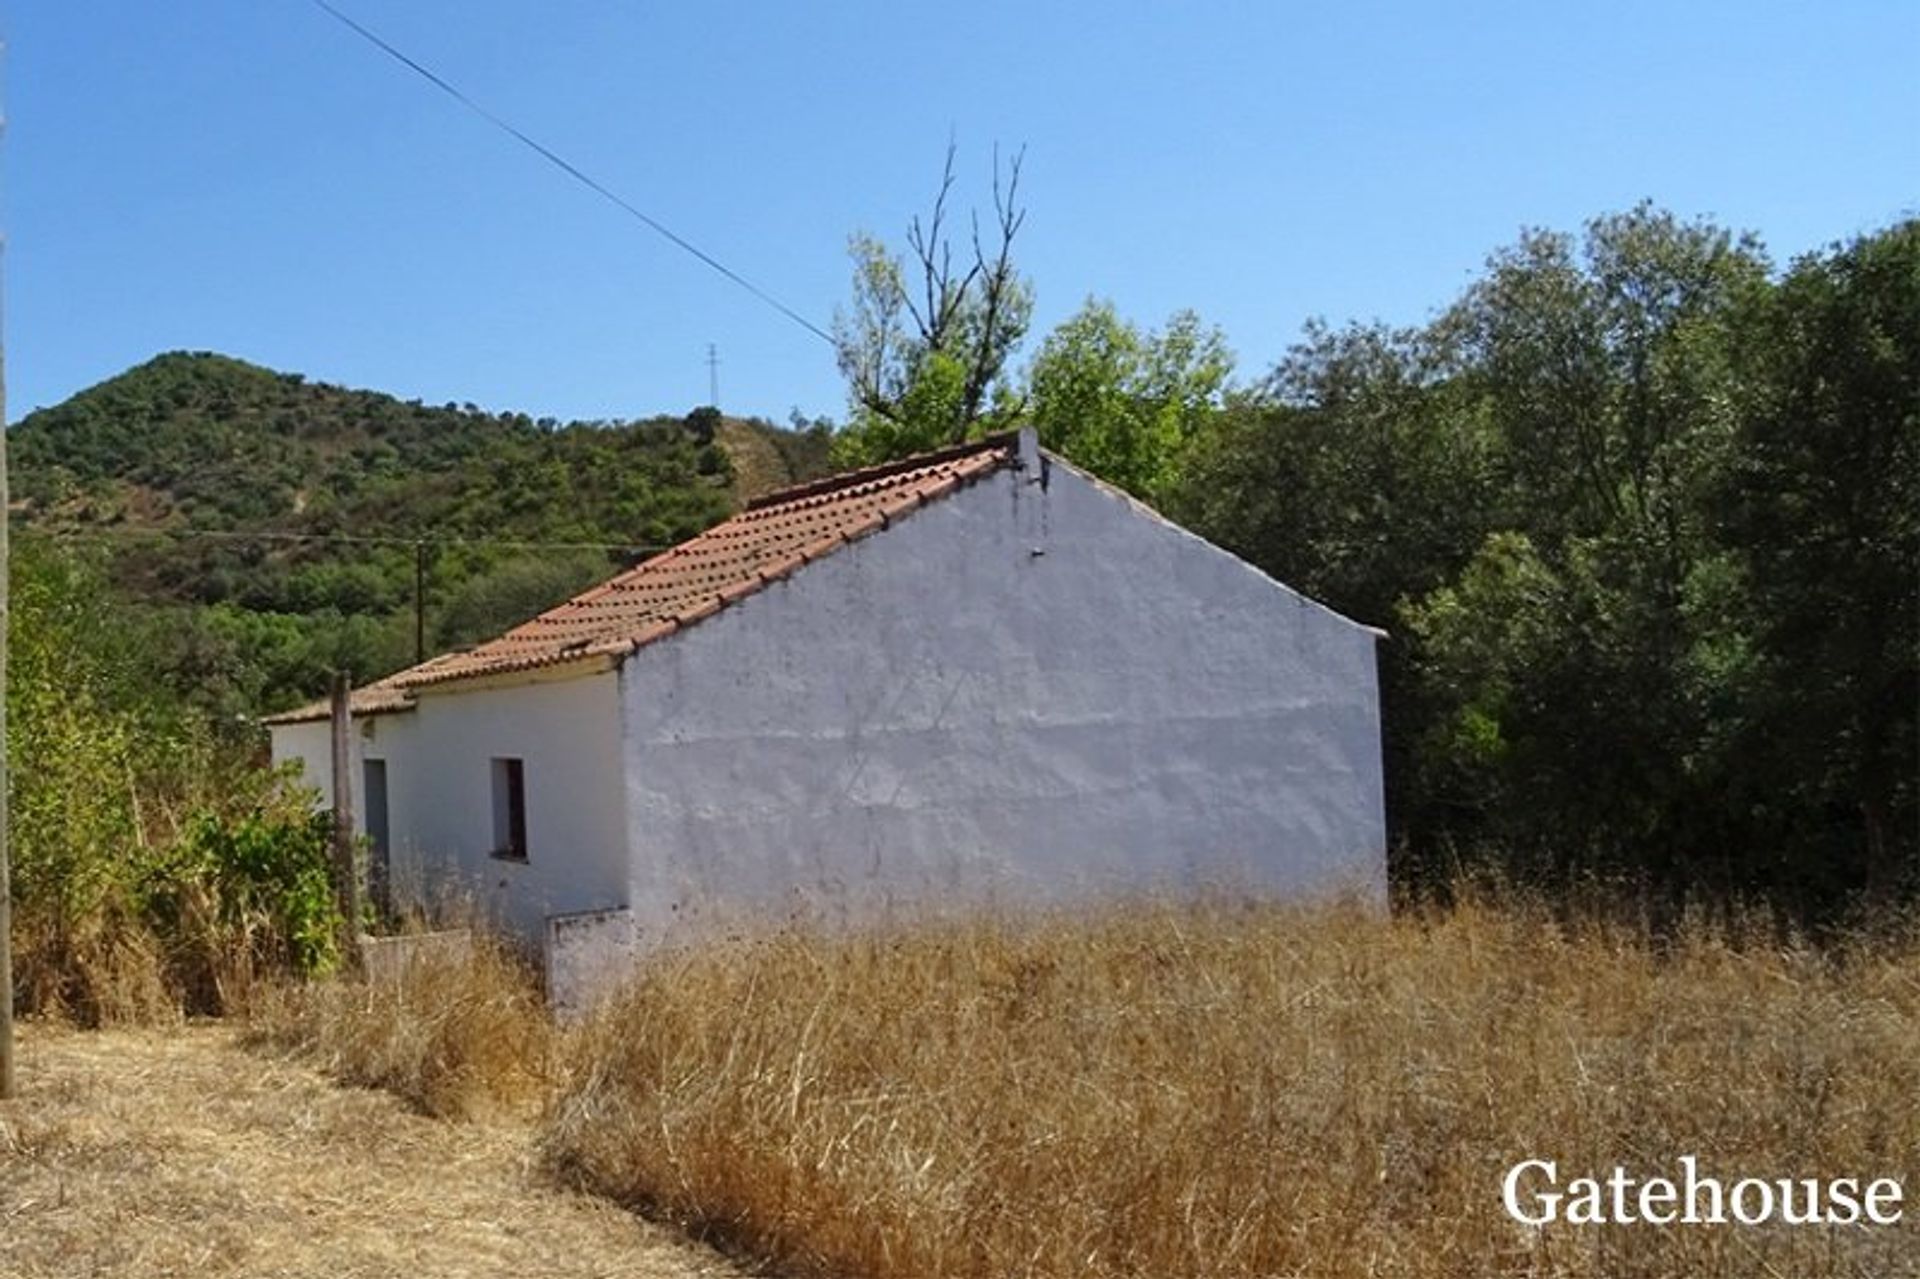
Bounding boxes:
273 441 1386 955
617 452 1386 947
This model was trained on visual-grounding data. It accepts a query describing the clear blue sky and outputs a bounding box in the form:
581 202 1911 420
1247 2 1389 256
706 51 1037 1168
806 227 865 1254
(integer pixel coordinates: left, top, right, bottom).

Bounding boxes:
7 2 1916 426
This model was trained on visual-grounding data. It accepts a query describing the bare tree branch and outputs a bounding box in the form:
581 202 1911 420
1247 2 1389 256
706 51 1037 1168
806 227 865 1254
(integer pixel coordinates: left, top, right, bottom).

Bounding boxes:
835 141 1032 447
961 144 1027 426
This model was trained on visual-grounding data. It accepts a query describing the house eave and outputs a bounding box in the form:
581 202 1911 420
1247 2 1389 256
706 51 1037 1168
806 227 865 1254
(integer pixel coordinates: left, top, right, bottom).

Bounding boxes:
260 698 418 728
406 652 620 699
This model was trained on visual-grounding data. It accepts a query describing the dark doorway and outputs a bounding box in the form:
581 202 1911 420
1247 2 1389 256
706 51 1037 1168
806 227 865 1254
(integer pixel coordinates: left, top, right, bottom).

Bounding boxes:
363 758 391 914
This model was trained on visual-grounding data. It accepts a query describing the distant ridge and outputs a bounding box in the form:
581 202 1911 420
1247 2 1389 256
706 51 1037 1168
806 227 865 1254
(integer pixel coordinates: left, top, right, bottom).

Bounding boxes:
8 351 836 714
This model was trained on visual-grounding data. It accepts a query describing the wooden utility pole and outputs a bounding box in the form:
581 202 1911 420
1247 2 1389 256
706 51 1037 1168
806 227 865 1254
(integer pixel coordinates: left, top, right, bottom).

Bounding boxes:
413 540 426 666
1 38 15 1100
329 673 362 970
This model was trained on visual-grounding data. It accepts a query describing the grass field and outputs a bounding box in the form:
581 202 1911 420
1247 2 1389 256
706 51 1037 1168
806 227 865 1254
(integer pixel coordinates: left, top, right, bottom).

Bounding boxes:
256 897 1920 1278
0 1021 739 1279
545 899 1920 1279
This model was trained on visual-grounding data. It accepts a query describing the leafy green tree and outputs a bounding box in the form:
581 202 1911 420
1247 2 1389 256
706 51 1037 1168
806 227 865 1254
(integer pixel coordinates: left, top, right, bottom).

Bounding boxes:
8 543 150 980
1173 208 1920 914
1441 205 1769 556
1715 220 1920 903
1174 321 1494 628
1028 300 1233 500
1402 209 1771 884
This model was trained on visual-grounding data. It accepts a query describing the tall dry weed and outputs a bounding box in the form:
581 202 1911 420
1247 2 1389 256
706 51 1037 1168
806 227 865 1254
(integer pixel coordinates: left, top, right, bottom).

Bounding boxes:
543 897 1920 1278
10 908 180 1026
248 934 553 1120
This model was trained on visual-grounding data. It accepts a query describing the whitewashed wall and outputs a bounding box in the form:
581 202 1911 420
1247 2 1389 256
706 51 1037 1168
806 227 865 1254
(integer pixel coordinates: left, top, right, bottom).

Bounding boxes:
269 719 343 814
269 668 630 936
617 448 1387 947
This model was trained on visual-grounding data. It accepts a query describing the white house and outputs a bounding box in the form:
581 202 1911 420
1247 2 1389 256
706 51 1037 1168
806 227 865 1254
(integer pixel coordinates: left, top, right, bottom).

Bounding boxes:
267 429 1387 984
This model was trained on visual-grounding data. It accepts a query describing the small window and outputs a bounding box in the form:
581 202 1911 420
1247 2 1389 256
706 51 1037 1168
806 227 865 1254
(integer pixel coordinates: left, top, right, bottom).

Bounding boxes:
490 757 527 860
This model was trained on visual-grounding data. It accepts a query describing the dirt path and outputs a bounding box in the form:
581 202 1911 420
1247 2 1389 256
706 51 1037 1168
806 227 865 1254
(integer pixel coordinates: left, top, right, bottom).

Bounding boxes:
0 1022 744 1279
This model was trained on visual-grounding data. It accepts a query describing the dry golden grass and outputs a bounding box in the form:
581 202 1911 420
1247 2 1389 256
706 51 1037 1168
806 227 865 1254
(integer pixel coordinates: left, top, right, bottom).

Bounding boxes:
543 897 1920 1279
9 911 183 1027
14 872 338 1026
0 1021 743 1279
245 934 554 1121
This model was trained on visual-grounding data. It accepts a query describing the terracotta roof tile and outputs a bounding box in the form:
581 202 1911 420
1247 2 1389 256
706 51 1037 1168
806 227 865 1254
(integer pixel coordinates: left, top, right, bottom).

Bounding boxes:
399 434 1016 695
260 677 418 726
264 436 1016 722
262 437 1017 723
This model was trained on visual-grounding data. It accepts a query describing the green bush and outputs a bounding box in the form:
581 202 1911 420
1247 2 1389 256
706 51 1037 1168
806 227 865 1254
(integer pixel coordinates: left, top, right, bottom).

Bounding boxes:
146 797 344 978
7 540 348 1019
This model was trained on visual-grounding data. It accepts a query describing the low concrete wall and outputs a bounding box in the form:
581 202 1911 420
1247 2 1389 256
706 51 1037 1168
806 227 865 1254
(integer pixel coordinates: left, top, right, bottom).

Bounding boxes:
359 929 473 983
545 907 636 1015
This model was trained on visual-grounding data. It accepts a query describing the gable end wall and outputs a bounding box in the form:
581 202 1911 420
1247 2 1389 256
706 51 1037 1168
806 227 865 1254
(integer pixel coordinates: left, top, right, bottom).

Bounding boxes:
617 459 1386 942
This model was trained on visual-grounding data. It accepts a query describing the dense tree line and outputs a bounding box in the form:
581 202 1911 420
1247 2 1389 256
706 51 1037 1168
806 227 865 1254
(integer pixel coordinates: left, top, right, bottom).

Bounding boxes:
836 194 1916 917
1177 212 1914 915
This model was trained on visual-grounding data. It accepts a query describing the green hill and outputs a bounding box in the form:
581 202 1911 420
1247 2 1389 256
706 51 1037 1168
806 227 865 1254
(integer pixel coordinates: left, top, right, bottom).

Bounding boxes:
9 351 835 715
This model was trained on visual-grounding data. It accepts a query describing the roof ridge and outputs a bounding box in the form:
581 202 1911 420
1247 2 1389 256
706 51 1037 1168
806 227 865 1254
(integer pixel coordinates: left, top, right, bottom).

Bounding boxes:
743 431 1019 512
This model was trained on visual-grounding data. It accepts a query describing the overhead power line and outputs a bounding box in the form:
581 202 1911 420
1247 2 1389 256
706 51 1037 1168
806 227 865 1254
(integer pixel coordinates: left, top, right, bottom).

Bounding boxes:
25 524 673 554
301 0 837 346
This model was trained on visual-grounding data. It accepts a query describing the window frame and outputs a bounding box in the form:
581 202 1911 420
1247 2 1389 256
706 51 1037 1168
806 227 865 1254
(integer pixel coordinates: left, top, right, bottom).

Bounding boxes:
489 756 528 862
